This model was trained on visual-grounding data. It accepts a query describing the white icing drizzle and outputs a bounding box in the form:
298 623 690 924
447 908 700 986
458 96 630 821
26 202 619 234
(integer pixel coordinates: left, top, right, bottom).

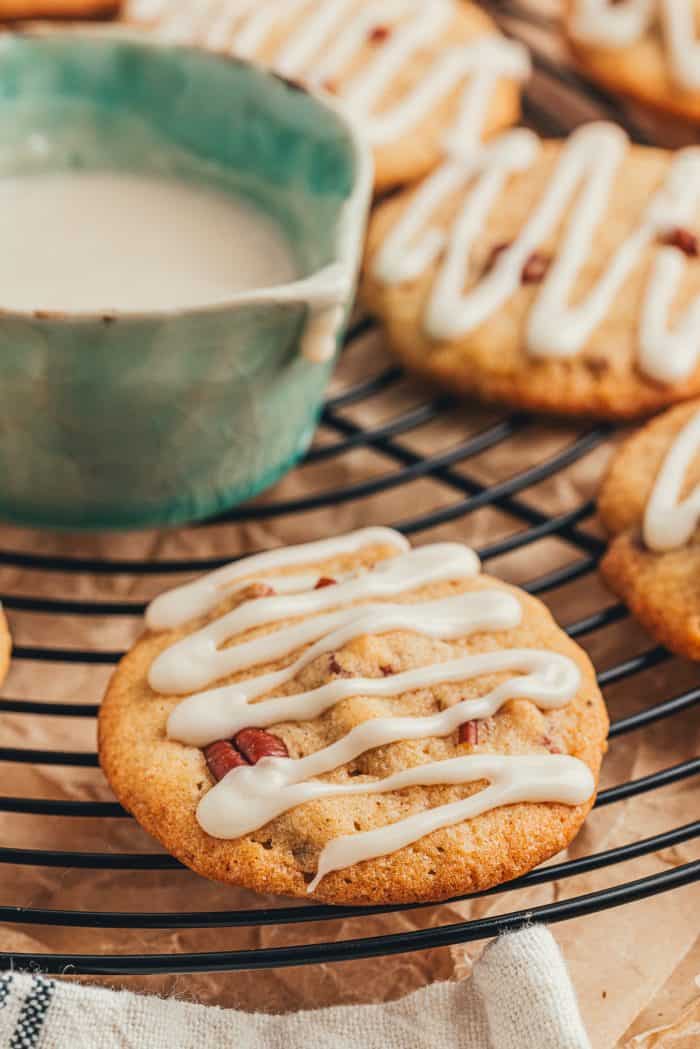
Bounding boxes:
146 529 595 888
169 646 579 747
190 644 591 889
146 526 410 630
375 121 700 385
125 0 530 147
643 407 700 551
150 584 515 694
571 0 700 93
206 755 593 893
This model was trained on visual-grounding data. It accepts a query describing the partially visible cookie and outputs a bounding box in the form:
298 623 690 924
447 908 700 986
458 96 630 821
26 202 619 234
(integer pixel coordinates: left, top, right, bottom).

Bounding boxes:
100 527 607 905
0 604 10 685
0 0 119 18
124 0 529 191
600 400 700 660
363 121 700 419
566 1 700 124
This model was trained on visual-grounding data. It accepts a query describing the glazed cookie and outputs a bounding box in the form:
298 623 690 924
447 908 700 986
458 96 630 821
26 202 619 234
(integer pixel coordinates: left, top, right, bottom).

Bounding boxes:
99 527 608 905
363 121 700 419
123 0 529 191
600 400 700 660
567 1 700 123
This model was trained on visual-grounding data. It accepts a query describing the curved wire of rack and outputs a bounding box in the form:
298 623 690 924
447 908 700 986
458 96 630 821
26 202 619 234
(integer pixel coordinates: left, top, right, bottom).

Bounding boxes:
1 0 699 976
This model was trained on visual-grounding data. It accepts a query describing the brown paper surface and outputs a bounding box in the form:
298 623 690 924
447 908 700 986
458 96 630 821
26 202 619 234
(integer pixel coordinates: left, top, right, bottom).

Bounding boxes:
1 3 699 1047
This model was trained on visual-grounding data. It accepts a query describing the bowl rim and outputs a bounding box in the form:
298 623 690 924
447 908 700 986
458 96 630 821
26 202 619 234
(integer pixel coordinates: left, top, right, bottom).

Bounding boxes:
0 29 374 324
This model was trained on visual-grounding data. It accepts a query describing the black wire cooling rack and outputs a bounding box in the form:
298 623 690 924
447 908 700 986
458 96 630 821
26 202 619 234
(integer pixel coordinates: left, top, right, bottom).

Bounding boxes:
1 0 699 979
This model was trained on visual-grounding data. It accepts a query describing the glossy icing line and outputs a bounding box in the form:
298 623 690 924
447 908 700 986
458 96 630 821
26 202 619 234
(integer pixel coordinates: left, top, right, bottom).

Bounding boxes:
643 408 700 551
146 526 410 629
571 0 700 92
126 0 530 146
149 586 517 694
190 643 590 888
169 646 579 747
375 122 700 385
204 754 593 893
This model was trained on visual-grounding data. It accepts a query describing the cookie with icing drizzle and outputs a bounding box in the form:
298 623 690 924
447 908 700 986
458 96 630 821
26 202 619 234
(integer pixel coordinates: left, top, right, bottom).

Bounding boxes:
99 527 608 904
600 400 700 660
123 0 529 191
566 0 700 123
363 121 700 419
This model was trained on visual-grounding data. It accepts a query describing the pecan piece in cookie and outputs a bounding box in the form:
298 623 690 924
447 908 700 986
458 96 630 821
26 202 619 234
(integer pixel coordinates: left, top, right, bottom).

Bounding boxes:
521 252 551 284
234 728 289 764
459 720 479 746
483 243 551 284
368 25 391 43
204 740 248 782
328 653 352 677
659 227 698 258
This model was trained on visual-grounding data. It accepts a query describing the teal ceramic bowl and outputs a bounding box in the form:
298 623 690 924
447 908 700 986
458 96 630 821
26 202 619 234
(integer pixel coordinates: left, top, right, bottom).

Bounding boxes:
0 32 372 529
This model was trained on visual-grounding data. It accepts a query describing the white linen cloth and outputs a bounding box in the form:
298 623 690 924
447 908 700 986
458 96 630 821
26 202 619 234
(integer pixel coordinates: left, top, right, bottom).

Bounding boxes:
0 926 591 1048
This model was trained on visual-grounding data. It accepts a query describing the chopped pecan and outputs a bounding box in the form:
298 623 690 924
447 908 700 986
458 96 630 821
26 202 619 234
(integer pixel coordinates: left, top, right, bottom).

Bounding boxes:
484 243 551 284
234 727 289 764
521 252 551 284
204 740 248 782
315 576 337 589
380 664 395 676
328 653 352 677
459 720 479 746
659 226 698 257
204 729 288 781
368 24 391 43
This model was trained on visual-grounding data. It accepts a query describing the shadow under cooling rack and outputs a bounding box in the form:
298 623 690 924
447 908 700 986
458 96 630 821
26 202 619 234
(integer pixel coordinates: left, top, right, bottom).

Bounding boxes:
1 0 700 977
